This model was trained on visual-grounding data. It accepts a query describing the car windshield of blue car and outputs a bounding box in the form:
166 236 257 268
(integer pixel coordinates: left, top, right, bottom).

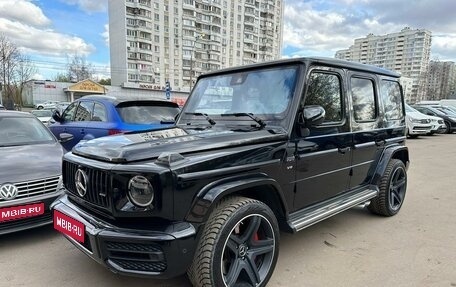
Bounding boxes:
0 116 55 146
178 65 299 128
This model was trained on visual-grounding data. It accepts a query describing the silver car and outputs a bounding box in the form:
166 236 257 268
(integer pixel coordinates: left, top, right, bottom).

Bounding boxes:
0 111 68 234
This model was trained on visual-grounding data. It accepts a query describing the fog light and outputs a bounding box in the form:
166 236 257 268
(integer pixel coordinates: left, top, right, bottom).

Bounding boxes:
128 176 154 207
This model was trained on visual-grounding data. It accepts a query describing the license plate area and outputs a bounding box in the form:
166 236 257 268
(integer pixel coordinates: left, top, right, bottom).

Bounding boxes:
53 210 85 243
0 203 45 222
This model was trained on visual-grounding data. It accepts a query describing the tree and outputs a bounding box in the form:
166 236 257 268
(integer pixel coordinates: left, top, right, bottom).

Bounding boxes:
67 54 94 82
54 72 70 82
13 54 37 107
0 35 20 109
98 78 111 85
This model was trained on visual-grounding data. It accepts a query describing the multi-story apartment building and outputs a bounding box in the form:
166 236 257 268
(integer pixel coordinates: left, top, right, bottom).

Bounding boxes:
109 0 283 93
426 61 456 100
335 27 432 103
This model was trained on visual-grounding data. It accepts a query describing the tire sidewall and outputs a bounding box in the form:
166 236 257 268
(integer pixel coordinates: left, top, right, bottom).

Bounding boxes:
211 201 280 287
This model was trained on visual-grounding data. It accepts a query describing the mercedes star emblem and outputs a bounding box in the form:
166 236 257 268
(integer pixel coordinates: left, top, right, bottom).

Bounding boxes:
75 169 88 197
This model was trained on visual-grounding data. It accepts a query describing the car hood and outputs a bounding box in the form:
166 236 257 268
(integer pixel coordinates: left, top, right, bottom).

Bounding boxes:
406 111 430 120
72 126 287 163
37 116 52 122
0 143 63 183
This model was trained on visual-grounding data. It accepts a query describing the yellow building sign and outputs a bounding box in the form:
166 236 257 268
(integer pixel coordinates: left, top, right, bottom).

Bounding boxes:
67 79 106 94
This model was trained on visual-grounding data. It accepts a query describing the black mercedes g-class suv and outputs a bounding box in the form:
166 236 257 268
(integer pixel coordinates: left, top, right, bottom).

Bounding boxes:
52 57 409 287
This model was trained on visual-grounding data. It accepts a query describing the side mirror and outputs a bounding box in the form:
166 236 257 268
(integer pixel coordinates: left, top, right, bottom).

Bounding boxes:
52 110 63 123
59 133 73 143
303 105 326 127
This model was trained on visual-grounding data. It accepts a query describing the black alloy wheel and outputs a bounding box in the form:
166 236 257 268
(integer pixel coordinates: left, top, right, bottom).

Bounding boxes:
388 165 407 212
188 197 279 287
368 159 407 216
221 214 275 286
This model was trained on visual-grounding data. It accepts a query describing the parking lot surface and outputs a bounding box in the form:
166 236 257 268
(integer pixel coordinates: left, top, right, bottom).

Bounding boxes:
1 134 455 287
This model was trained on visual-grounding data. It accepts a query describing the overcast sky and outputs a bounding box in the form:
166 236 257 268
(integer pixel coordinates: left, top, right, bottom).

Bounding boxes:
0 0 455 80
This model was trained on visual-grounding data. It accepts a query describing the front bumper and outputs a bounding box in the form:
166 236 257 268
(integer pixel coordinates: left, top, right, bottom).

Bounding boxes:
51 195 198 278
0 192 62 235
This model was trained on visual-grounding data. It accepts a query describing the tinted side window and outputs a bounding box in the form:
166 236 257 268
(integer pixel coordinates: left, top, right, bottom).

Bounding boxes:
74 101 94 122
93 103 107 122
63 102 78 122
351 77 376 122
305 72 343 123
381 80 403 120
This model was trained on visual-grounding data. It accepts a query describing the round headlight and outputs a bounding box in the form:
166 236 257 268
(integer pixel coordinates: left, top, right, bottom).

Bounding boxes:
128 176 154 207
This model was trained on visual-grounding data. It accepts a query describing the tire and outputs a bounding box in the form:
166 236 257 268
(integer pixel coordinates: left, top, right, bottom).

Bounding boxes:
368 159 407 216
444 121 451 134
37 106 43 110
188 196 279 287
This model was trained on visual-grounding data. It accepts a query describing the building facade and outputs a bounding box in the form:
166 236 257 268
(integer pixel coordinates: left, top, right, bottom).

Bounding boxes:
335 27 432 103
22 79 189 107
108 0 284 92
426 61 456 100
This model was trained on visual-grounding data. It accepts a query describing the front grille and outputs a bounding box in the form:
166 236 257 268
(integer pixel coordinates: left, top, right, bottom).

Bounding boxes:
105 241 167 273
0 176 60 203
63 161 111 209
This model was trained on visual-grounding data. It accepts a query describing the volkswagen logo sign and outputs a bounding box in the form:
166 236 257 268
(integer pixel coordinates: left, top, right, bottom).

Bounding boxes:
75 169 88 197
0 183 19 200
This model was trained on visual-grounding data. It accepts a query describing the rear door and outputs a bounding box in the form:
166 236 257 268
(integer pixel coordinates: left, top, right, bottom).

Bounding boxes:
348 73 384 188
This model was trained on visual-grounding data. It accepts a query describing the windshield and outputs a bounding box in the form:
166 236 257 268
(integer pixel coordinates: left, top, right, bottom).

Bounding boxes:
0 116 55 146
178 65 299 128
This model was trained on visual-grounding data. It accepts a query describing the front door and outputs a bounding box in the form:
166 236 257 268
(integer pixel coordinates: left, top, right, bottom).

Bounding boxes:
293 67 352 210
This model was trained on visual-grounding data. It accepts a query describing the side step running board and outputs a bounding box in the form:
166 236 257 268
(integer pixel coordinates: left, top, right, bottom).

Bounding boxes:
288 186 379 232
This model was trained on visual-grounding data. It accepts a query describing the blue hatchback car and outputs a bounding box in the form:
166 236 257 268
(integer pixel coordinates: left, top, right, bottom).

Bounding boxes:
49 95 180 151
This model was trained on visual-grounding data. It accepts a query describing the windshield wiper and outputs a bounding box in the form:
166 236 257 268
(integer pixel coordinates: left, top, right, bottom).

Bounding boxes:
184 112 216 125
221 113 266 128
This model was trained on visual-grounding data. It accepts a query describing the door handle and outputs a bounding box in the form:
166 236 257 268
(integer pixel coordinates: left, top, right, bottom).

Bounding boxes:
338 147 350 154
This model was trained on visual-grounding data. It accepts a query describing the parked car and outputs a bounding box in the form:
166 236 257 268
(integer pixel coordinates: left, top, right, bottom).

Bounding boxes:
48 95 180 151
30 109 53 125
0 110 70 235
404 104 433 138
35 100 61 110
54 102 71 114
413 105 456 134
52 57 409 286
0 104 5 110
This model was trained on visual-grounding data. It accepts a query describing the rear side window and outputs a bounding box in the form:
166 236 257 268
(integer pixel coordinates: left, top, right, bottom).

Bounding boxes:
351 77 377 122
381 80 403 120
93 103 107 122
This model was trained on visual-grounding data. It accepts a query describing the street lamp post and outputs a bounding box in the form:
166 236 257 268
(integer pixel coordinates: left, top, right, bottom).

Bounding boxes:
189 34 204 92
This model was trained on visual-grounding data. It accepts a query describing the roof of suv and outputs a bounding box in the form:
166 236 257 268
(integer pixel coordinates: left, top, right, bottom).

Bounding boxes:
201 56 400 78
77 95 179 107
